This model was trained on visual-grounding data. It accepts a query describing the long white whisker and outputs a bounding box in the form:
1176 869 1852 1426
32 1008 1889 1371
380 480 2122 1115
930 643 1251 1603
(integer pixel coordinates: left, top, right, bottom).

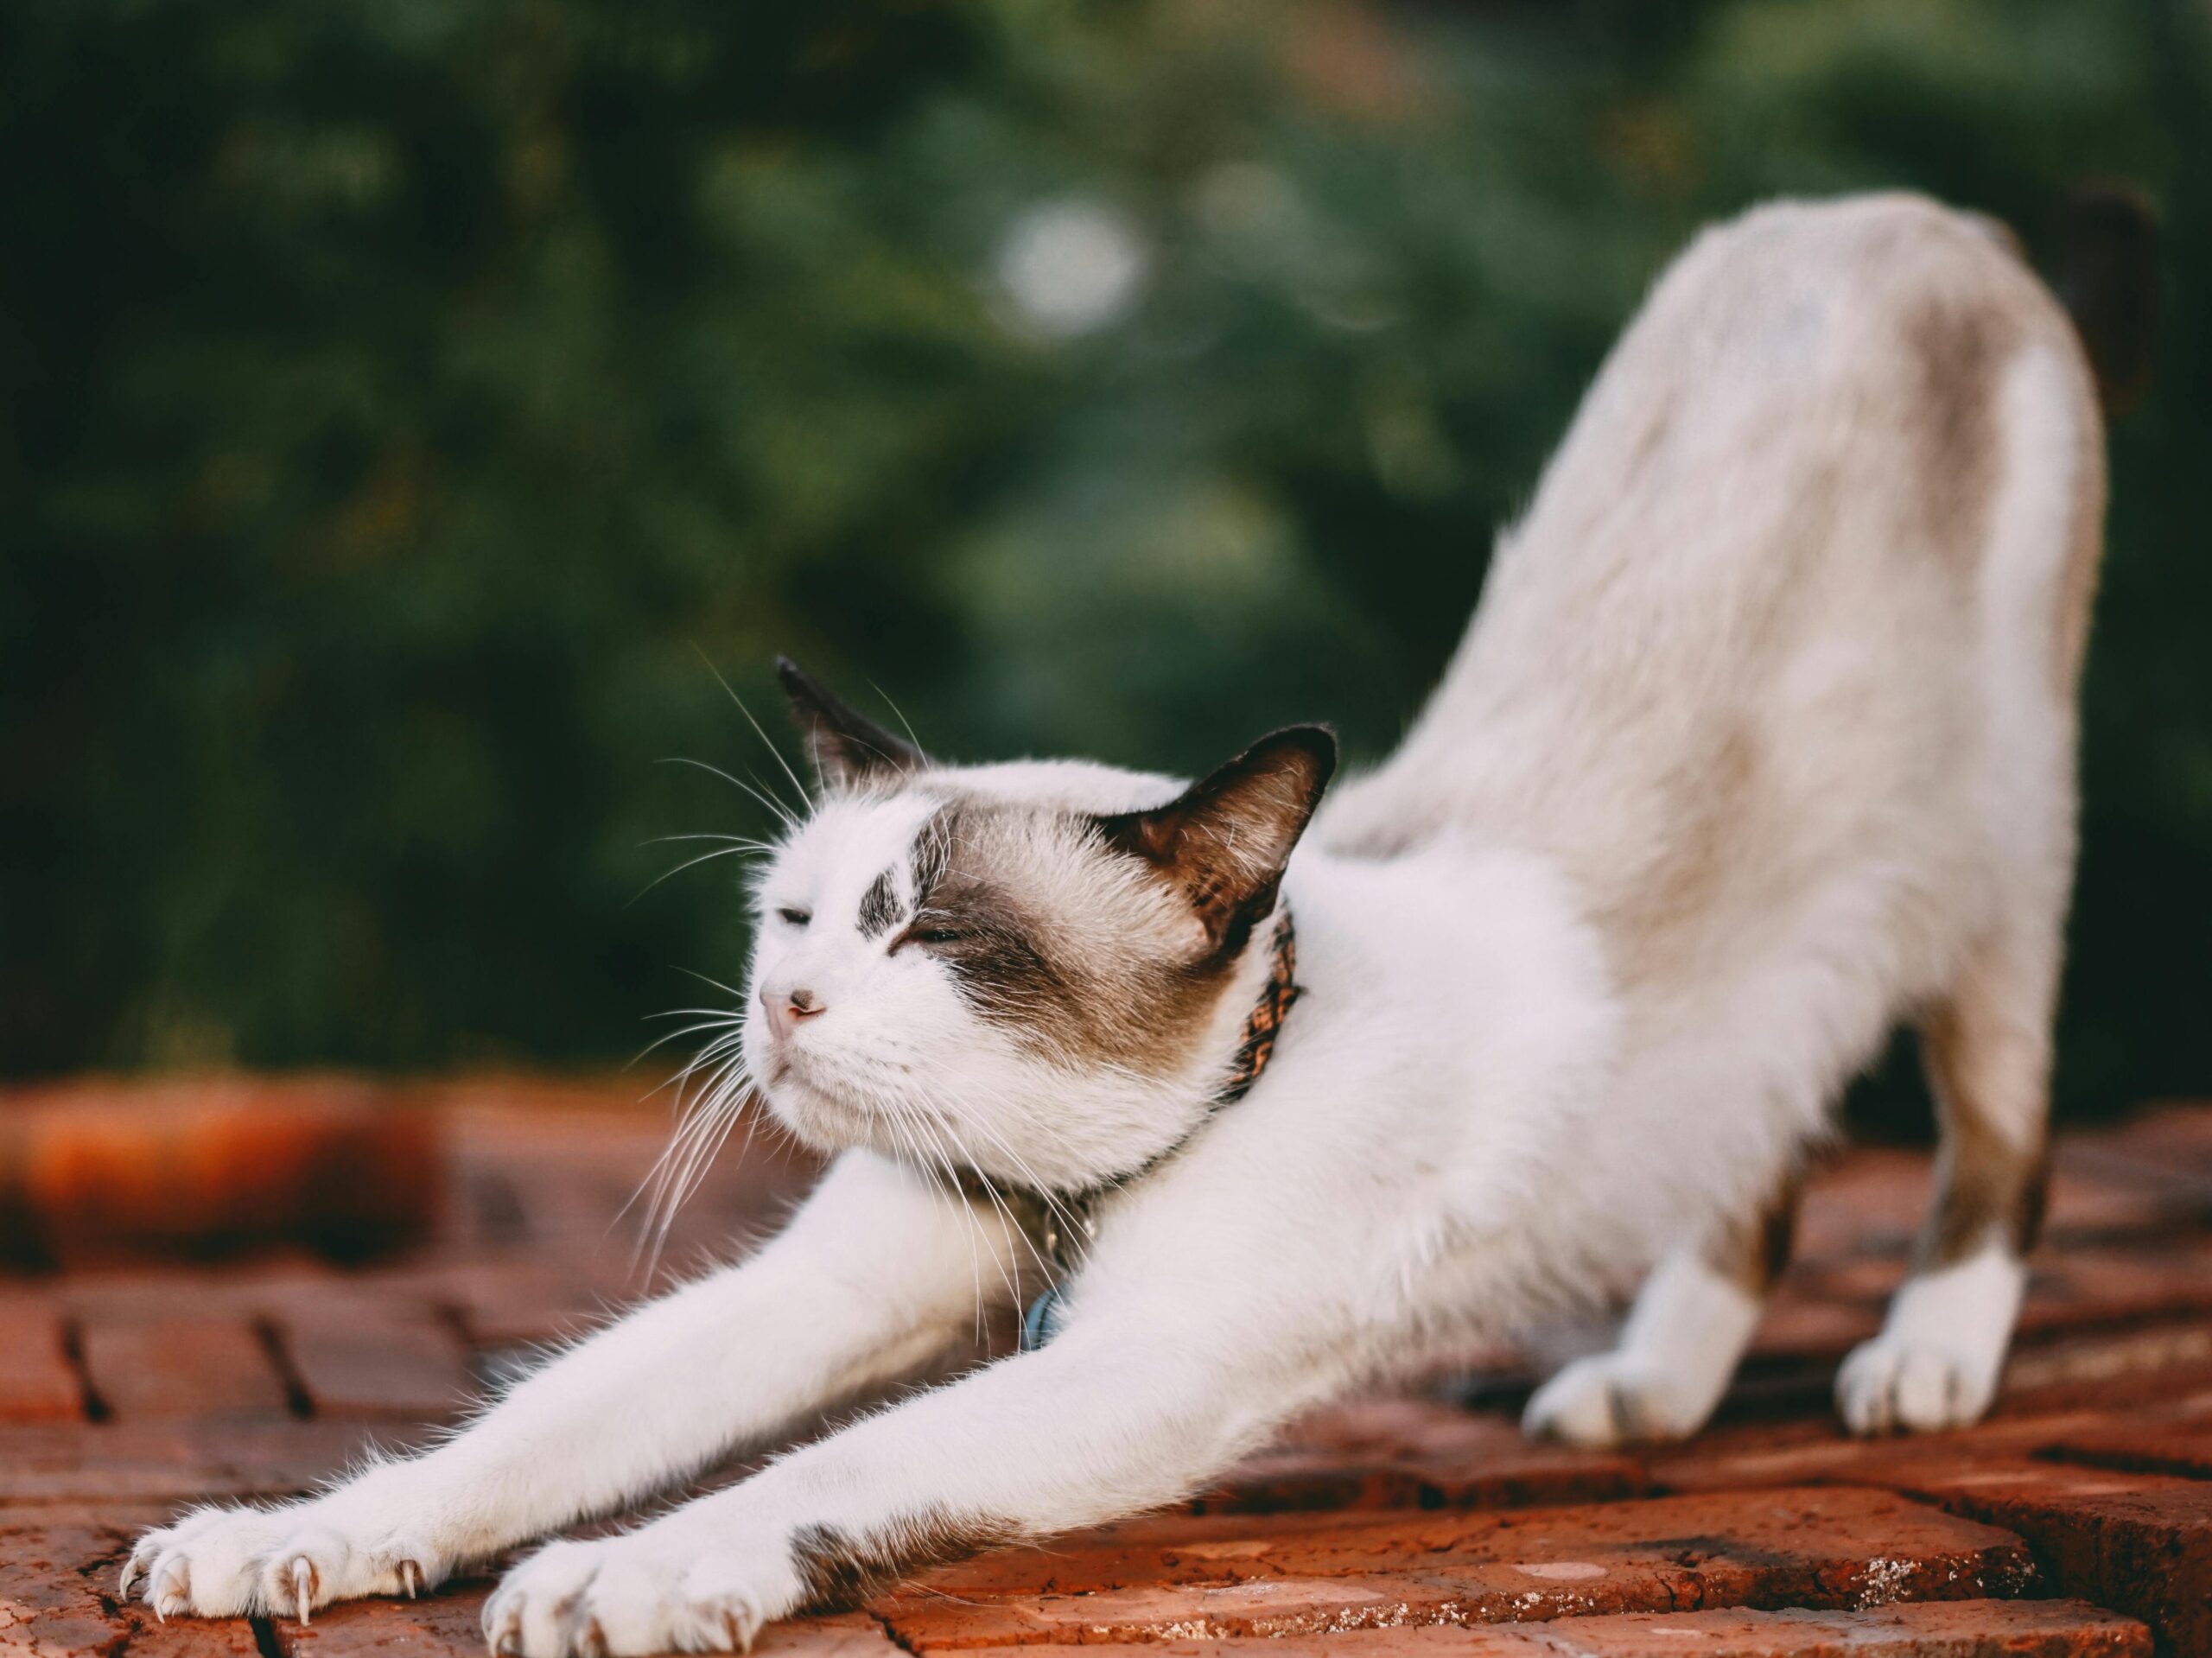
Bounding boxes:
693 645 814 816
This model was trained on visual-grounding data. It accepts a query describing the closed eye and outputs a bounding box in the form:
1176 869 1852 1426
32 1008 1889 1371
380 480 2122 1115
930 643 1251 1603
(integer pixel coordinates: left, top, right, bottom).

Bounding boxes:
912 927 967 946
776 906 811 927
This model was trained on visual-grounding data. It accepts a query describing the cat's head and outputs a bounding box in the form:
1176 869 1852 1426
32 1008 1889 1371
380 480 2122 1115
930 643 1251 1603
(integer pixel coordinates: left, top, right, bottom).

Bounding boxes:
734 659 1335 1193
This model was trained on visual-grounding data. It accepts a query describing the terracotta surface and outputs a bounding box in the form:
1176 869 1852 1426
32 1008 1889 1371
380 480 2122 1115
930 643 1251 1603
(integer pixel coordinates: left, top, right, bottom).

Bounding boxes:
3 1078 2210 1656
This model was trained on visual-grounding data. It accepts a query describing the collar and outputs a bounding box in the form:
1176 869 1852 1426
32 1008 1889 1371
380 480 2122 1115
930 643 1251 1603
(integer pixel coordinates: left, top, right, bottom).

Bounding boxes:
1008 908 1302 1349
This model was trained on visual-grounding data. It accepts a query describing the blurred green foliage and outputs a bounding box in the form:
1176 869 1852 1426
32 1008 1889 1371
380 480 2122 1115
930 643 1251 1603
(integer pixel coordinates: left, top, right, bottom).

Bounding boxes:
3 0 2206 1121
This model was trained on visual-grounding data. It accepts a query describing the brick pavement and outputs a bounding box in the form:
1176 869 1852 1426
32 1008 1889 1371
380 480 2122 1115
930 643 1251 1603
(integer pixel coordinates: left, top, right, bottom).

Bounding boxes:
3 1080 2212 1656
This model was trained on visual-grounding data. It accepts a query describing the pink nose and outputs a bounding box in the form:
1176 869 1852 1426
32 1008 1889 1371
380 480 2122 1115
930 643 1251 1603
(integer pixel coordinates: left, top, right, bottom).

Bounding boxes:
760 982 825 1039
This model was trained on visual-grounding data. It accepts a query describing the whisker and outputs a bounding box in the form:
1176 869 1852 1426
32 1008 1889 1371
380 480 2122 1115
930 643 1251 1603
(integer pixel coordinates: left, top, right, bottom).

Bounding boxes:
655 756 800 835
692 644 814 817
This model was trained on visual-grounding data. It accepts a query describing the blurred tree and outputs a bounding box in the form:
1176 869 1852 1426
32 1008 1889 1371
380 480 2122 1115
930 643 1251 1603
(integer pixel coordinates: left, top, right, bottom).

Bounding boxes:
1 0 2204 1123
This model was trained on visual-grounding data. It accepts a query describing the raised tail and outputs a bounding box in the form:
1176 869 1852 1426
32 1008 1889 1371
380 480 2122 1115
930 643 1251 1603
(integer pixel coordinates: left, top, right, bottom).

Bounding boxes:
2053 181 2159 417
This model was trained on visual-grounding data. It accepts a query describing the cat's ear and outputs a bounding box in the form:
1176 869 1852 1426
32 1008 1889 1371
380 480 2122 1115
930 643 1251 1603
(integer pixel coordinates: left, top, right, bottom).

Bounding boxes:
776 657 925 791
1093 725 1337 955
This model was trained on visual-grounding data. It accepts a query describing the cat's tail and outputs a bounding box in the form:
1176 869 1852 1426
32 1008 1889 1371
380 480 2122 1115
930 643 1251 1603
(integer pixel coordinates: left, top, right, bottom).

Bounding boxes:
2052 181 2158 418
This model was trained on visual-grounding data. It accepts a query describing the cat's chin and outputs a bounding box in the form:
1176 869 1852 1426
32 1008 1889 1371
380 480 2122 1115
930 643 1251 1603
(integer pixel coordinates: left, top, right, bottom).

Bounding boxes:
756 1068 886 1155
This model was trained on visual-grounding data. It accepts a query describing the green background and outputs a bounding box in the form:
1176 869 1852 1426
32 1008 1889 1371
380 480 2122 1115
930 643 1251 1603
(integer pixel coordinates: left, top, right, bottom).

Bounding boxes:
3 0 2206 1128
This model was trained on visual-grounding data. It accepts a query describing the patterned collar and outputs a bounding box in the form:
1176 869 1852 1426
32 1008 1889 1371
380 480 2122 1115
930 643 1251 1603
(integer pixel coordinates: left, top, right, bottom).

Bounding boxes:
1012 909 1302 1349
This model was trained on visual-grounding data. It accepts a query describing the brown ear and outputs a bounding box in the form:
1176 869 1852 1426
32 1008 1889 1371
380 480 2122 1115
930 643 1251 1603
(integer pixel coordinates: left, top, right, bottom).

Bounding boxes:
776 657 924 790
1092 726 1337 955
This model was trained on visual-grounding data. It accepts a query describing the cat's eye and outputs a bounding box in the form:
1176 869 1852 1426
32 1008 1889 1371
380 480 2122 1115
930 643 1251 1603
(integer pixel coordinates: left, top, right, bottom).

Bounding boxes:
912 926 966 947
775 906 811 927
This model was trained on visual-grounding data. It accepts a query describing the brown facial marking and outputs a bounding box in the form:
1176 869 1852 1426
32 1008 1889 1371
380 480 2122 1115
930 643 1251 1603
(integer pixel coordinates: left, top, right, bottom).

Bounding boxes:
1705 1169 1802 1296
1907 300 2016 562
906 801 1247 1077
857 867 901 939
790 1512 1017 1613
913 869 1070 1021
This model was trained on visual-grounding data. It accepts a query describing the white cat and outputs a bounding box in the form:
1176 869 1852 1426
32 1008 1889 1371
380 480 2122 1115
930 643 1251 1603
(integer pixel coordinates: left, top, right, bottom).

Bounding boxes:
126 193 2114 1655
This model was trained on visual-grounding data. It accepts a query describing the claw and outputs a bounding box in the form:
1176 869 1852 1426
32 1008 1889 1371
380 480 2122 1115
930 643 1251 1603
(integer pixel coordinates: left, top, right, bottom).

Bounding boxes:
721 1606 757 1655
118 1557 138 1598
151 1561 188 1622
294 1558 314 1625
398 1559 421 1600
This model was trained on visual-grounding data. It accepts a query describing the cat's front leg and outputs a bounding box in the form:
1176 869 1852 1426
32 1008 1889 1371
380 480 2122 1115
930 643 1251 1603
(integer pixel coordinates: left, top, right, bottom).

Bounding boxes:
483 1311 1314 1656
126 1150 1023 1623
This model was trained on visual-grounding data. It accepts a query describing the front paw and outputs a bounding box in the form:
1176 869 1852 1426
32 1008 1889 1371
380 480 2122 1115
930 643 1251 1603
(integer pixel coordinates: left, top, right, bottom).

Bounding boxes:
485 1530 804 1656
124 1498 444 1622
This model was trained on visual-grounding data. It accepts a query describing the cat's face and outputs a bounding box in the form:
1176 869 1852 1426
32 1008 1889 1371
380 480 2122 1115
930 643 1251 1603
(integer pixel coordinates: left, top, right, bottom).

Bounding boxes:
731 661 1334 1194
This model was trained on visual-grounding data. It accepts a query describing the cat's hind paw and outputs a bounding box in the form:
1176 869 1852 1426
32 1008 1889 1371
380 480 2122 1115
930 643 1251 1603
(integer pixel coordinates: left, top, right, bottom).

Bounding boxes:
1835 1334 1999 1435
1522 1353 1720 1448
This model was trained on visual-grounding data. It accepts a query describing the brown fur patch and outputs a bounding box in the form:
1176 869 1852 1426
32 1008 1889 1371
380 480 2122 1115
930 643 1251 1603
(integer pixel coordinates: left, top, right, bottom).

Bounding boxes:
1906 299 2015 562
2052 395 2108 693
1705 1168 1802 1295
856 867 901 938
1922 1113 2050 1267
790 1511 1017 1613
1594 720 1766 993
1918 999 2052 1267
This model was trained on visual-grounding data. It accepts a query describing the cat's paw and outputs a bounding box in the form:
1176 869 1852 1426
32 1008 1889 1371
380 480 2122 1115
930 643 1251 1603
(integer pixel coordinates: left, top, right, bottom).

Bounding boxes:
1522 1353 1719 1447
484 1529 804 1656
1835 1333 1999 1435
124 1497 444 1622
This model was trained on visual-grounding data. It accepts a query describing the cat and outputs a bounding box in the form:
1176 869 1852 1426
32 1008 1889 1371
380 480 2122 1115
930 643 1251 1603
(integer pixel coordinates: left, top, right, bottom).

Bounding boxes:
125 192 2126 1655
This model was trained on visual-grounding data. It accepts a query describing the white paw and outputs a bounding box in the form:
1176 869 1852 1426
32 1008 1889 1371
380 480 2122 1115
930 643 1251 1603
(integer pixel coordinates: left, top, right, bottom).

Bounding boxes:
1835 1334 1999 1435
1522 1353 1720 1448
484 1528 804 1657
123 1497 443 1622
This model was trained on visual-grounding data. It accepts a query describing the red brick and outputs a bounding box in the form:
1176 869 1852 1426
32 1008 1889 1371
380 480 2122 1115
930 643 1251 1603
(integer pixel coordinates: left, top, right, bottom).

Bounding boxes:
1884 1464 2212 1658
0 1295 84 1420
288 1585 496 1657
1052 1599 2151 1656
0 1502 262 1658
79 1316 292 1420
1197 1399 1646 1515
0 1418 436 1502
753 1612 911 1655
3 1074 442 1265
2042 1420 2212 1481
877 1486 2038 1646
277 1307 477 1420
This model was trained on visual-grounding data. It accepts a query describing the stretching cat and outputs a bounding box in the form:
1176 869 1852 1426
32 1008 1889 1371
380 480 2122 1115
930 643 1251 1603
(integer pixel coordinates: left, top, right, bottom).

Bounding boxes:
127 193 2115 1653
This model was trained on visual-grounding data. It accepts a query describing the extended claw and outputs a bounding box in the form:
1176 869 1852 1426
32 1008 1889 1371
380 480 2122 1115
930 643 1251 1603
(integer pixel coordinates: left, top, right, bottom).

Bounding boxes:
398 1559 422 1600
293 1558 315 1625
118 1556 139 1598
149 1560 188 1622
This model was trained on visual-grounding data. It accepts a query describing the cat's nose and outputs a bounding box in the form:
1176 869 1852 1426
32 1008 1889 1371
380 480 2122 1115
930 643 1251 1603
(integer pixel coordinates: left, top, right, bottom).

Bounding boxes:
760 981 825 1038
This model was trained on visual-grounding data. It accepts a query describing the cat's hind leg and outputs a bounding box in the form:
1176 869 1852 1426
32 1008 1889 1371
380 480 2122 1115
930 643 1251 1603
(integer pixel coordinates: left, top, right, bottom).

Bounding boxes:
1522 1172 1799 1448
1837 937 2054 1435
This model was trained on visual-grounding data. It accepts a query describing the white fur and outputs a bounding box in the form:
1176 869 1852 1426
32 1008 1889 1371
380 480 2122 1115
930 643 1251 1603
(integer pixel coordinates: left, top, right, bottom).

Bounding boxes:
128 194 2105 1652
